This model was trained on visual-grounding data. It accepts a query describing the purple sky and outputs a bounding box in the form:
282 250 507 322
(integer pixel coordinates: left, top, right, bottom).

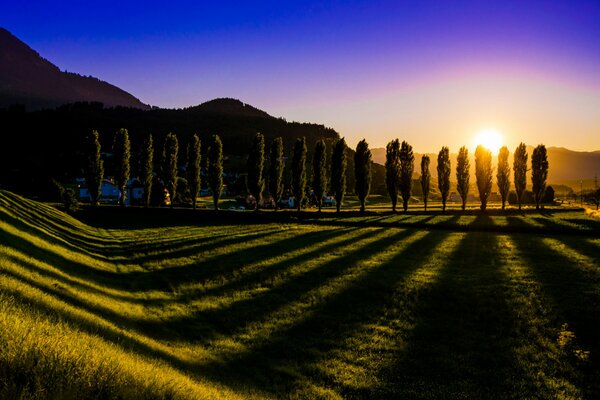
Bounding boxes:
3 0 600 151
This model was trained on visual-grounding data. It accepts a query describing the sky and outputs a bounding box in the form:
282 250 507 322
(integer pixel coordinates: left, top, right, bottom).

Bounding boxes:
3 0 600 152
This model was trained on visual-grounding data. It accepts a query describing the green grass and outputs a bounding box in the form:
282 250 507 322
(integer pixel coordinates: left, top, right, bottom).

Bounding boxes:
1 190 599 399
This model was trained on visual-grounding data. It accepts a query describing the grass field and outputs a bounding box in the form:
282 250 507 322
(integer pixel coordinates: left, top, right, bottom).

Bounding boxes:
1 190 599 399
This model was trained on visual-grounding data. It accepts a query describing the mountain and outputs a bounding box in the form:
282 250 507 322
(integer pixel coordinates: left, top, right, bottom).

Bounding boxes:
371 146 600 189
0 28 149 110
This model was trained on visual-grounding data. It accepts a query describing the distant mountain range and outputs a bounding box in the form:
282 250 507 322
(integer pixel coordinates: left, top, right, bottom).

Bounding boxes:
0 28 149 110
371 146 600 188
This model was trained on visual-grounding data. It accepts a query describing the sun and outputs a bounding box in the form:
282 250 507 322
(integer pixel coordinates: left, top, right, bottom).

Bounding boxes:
473 128 504 154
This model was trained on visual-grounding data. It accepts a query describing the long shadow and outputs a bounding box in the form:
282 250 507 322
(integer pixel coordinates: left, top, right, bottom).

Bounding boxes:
123 226 350 293
128 226 284 264
506 218 600 398
0 223 344 297
163 226 365 304
379 227 530 399
186 228 454 396
129 227 413 342
562 218 600 232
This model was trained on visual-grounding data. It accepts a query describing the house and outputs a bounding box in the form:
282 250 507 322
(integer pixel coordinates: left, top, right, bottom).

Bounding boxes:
77 178 145 205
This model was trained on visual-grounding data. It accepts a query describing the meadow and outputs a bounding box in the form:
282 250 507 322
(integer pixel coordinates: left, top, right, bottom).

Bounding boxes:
1 190 599 399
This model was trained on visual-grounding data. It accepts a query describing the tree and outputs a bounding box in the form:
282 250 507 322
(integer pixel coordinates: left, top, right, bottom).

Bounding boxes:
354 139 372 212
385 139 400 212
268 137 284 210
475 145 493 211
139 134 153 208
331 137 347 213
84 130 103 205
291 137 307 212
399 141 415 212
312 140 327 212
420 155 431 211
437 147 451 211
113 128 130 207
456 146 470 210
531 144 549 210
186 134 201 209
496 146 510 210
163 133 179 208
247 132 265 211
207 134 223 210
513 143 528 210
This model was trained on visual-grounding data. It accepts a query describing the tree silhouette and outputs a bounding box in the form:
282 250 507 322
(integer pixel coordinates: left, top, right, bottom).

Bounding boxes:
247 132 265 211
331 137 347 213
163 133 179 208
354 139 372 213
113 128 130 207
312 139 327 212
514 143 528 210
456 146 470 210
532 144 549 210
437 147 451 211
207 134 223 210
139 133 153 208
268 137 284 210
84 130 104 205
291 137 307 212
186 134 201 209
399 141 415 212
496 146 510 210
385 139 400 212
420 155 430 211
475 145 493 211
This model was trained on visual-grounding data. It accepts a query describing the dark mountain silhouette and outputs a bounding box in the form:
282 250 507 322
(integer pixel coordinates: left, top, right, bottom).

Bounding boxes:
0 28 149 110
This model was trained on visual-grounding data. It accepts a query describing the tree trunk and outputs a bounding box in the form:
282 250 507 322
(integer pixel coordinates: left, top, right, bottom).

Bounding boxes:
442 201 446 212
360 202 365 213
403 199 408 212
462 200 466 211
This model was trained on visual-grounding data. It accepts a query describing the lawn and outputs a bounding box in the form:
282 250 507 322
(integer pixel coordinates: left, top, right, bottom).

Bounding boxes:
0 190 599 399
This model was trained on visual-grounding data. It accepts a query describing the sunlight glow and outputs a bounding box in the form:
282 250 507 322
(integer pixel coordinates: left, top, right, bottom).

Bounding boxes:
473 128 504 154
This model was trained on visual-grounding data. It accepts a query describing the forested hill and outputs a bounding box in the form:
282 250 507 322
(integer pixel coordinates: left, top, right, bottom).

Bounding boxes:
0 99 341 196
0 28 149 110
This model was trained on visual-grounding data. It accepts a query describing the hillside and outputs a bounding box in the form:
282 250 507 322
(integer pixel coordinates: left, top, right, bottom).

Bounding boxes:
1 191 600 398
0 98 342 196
0 28 149 110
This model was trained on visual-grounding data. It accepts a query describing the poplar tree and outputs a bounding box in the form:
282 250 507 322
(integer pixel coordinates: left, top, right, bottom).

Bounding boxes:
513 143 528 210
312 139 327 212
437 147 451 211
456 146 470 210
532 144 549 210
247 132 265 210
354 139 372 213
139 133 153 207
207 134 223 210
331 137 347 213
85 130 104 205
475 145 493 211
291 137 307 212
186 134 201 209
113 128 130 207
399 141 415 212
163 133 179 208
268 137 284 210
496 146 510 210
420 155 431 211
385 139 400 212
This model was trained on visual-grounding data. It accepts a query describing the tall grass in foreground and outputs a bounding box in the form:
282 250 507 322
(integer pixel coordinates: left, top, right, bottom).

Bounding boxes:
0 190 599 399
